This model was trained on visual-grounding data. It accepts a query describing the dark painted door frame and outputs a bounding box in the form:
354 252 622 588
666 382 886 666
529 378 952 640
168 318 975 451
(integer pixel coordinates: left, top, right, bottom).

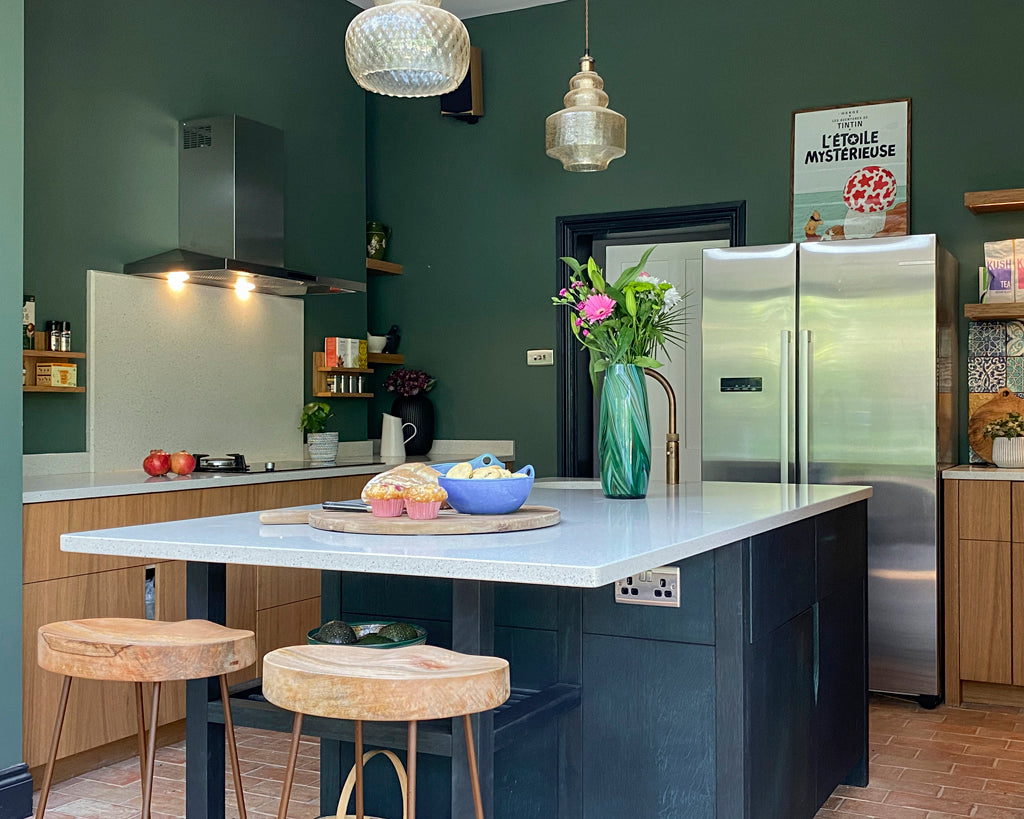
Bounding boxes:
555 202 746 478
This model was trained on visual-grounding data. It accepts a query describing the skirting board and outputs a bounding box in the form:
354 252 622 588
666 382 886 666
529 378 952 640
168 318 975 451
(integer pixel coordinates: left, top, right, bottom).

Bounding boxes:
0 763 32 819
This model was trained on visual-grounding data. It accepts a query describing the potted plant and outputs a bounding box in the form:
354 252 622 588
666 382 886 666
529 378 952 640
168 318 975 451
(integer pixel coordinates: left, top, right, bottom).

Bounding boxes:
383 368 436 456
983 412 1024 468
300 401 338 462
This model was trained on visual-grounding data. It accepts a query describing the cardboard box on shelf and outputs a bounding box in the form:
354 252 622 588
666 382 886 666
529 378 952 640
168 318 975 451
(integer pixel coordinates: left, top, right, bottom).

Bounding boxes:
36 363 77 387
984 240 1015 302
325 337 367 369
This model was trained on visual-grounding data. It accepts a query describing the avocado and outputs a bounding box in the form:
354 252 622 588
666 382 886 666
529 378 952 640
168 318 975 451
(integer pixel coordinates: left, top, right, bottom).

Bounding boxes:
316 620 357 645
377 622 419 643
356 634 394 646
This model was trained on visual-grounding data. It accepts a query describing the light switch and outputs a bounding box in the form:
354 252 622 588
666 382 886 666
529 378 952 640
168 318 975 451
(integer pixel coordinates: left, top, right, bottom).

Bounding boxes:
527 349 554 366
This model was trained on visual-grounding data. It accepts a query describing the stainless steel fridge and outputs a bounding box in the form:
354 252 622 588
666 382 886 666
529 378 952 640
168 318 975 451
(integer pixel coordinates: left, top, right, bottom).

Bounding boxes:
701 234 958 701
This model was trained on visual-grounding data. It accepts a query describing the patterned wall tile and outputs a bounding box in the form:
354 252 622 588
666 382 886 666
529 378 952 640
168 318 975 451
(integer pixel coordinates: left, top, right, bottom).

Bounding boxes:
969 356 1007 393
969 322 1007 356
1007 321 1024 356
1008 357 1024 392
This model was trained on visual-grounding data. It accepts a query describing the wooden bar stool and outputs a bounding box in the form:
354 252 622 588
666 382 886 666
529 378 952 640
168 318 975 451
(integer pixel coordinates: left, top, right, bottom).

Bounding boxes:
263 644 510 819
35 617 256 819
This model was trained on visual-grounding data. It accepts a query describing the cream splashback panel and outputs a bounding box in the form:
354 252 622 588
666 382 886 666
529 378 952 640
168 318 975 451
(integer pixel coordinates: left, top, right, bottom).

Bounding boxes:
88 270 304 471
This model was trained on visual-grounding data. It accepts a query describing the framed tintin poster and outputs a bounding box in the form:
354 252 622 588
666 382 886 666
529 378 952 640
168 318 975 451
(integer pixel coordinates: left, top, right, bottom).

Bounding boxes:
791 98 910 243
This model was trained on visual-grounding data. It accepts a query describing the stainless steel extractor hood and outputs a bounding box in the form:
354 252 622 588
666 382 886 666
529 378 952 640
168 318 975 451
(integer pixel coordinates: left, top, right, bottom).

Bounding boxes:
123 116 364 297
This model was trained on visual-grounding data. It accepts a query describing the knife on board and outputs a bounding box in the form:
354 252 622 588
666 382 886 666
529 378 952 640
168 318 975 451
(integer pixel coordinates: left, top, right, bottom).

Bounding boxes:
258 500 370 524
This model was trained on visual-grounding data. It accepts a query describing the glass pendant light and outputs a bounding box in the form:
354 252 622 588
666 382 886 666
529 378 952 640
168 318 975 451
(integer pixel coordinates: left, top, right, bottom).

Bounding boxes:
345 0 471 98
545 0 626 172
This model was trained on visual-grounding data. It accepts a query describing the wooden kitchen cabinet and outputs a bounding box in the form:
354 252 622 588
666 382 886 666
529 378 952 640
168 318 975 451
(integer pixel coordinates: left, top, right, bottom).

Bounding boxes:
23 472 372 778
945 478 1024 705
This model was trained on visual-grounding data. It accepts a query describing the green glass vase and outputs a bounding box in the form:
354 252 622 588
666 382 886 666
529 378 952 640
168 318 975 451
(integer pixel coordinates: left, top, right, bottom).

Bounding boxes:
598 363 652 499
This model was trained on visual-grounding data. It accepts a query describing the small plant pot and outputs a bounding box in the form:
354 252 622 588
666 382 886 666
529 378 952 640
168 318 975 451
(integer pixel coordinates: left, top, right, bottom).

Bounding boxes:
992 436 1024 468
306 431 339 462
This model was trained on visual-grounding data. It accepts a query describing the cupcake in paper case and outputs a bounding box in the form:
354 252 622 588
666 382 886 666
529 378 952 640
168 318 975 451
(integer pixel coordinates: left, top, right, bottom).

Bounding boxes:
404 483 448 520
364 482 405 517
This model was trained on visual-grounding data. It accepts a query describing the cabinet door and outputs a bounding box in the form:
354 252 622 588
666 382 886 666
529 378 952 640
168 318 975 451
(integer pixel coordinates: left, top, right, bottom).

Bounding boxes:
256 597 322 661
748 607 817 819
23 568 146 768
1014 542 1024 686
959 481 1010 542
959 539 1012 684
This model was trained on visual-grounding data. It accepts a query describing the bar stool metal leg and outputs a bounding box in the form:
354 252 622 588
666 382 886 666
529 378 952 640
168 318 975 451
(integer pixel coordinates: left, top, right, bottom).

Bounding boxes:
134 682 148 784
140 681 162 819
219 674 248 819
354 719 364 819
277 711 304 819
463 714 486 819
407 721 417 819
36 675 72 819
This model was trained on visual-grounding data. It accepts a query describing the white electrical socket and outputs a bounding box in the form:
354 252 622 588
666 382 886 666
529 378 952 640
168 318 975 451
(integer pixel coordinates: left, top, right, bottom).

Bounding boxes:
527 349 554 366
614 566 681 607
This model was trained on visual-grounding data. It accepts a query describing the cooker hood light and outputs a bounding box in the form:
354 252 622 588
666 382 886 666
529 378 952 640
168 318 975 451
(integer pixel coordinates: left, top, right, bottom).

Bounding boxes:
123 116 366 299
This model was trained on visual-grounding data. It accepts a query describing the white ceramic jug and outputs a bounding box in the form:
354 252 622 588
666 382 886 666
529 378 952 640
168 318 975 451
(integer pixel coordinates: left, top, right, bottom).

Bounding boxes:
381 413 417 459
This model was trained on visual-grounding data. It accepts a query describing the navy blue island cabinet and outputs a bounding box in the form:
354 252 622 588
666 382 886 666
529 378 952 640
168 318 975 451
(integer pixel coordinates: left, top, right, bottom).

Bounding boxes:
188 499 868 819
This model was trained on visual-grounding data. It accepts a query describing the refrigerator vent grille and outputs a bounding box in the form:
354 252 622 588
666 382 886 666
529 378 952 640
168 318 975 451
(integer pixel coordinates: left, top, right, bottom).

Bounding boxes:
182 124 212 150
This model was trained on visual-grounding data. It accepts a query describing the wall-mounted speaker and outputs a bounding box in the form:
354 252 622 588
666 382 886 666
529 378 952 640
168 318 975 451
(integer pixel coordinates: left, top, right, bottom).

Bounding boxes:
441 47 483 124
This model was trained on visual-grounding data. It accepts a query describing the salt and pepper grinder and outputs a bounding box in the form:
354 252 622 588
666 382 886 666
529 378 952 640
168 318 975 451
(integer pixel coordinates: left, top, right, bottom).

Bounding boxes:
60 321 71 352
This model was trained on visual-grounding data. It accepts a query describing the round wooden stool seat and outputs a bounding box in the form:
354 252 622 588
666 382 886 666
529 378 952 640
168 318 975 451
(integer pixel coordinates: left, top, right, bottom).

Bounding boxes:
263 644 510 722
37 617 256 682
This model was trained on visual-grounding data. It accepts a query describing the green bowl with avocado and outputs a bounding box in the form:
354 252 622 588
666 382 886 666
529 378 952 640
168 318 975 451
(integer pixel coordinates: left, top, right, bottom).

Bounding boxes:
307 619 427 649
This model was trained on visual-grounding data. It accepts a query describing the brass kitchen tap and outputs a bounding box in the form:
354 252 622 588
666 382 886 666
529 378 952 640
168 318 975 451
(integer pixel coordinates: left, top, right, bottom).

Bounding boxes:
643 368 679 485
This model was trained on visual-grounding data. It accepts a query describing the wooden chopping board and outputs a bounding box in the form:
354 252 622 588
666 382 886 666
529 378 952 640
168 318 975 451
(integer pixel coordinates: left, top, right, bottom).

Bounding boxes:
968 387 1024 464
259 505 560 535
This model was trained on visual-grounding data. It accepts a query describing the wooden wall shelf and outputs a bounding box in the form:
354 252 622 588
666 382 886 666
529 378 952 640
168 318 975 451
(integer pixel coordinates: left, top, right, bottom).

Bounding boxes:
367 353 404 365
311 352 373 398
965 189 1024 214
23 339 85 392
366 259 402 275
965 304 1024 321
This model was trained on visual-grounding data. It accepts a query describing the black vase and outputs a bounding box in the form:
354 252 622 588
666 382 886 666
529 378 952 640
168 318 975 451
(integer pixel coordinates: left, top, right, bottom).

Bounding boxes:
391 393 435 456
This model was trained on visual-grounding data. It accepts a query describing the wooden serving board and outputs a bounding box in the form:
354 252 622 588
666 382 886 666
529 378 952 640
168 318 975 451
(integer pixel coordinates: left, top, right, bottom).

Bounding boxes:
968 387 1024 464
259 505 560 535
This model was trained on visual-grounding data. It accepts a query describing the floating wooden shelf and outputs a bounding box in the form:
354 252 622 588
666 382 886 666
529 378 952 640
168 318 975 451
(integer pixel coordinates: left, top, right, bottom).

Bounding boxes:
367 353 404 365
964 189 1024 214
315 366 373 374
313 392 373 399
965 303 1024 321
23 337 85 392
23 349 85 359
366 259 403 275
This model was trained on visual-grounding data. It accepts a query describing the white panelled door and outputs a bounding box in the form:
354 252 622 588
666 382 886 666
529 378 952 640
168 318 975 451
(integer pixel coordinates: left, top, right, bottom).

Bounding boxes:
604 240 728 482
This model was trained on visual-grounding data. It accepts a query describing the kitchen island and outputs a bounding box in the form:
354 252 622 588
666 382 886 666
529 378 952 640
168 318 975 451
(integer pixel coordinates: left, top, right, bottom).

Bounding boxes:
61 480 871 819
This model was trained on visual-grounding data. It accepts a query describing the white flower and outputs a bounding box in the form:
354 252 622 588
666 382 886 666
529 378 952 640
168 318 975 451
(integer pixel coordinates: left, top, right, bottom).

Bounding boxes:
663 285 682 307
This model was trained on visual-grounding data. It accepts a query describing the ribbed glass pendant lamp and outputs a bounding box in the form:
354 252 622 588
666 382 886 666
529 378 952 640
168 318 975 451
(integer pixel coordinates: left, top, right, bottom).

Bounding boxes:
545 0 626 172
345 0 471 98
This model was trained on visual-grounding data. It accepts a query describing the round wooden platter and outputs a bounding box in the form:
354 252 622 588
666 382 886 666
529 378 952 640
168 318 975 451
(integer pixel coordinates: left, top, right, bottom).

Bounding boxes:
968 387 1024 464
260 505 560 535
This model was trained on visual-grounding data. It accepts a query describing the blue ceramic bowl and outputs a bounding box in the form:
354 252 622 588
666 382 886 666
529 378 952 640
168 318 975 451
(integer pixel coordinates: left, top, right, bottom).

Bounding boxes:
438 465 535 515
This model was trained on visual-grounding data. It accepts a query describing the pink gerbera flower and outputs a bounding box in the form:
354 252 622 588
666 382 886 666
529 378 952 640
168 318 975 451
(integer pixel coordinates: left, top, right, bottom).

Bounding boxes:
582 293 616 323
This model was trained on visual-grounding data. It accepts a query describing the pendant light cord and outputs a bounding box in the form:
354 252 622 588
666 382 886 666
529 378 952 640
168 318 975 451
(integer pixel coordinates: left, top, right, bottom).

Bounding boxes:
584 0 590 55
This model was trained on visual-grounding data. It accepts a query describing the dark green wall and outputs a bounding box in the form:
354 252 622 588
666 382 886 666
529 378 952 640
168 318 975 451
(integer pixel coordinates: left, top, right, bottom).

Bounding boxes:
367 0 1024 474
1 0 24 768
23 0 369 453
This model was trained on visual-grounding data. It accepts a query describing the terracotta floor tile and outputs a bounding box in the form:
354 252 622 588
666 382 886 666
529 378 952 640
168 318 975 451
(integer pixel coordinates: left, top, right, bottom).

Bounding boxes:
26 697 1024 819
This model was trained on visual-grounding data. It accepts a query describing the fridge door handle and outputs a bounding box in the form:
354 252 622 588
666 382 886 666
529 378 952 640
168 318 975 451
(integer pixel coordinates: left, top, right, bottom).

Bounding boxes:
780 330 792 484
798 329 811 483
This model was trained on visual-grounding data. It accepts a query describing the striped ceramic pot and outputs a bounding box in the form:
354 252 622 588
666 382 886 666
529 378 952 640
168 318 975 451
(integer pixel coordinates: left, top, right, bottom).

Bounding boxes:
598 363 652 499
992 436 1024 468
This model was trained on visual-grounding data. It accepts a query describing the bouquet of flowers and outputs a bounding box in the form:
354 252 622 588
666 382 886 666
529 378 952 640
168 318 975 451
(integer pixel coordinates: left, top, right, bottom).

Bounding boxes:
383 367 435 397
551 247 687 383
983 412 1024 439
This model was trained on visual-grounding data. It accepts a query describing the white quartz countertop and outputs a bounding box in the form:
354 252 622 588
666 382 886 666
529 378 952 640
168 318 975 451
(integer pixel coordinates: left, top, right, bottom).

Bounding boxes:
942 465 1024 481
24 450 513 504
61 481 872 588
